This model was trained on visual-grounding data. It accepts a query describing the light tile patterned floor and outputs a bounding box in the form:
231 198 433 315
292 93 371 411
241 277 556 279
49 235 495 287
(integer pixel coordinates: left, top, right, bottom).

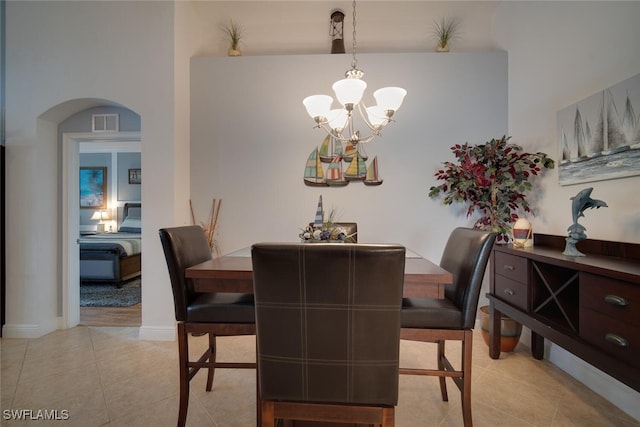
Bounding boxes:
1 327 638 426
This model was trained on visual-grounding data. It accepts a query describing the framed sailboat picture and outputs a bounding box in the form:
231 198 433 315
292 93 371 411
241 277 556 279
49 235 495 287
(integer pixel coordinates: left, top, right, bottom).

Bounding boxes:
557 73 640 185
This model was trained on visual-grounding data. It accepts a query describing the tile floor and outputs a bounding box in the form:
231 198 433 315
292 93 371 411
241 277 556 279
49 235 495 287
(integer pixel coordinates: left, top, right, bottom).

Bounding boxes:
1 327 638 427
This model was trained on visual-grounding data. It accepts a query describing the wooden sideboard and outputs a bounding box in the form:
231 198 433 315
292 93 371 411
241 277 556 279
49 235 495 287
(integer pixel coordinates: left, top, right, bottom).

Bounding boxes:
487 234 640 392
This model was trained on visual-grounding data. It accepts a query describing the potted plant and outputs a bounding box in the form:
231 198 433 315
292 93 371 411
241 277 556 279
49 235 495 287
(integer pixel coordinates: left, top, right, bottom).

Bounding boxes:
431 16 460 52
221 20 243 56
428 135 555 243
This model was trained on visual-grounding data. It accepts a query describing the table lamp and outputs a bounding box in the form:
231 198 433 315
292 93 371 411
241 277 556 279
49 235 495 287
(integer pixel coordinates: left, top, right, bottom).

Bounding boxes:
91 210 111 233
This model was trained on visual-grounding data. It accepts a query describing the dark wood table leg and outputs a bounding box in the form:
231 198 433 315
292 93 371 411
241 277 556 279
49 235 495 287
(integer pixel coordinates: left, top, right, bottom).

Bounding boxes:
489 302 502 359
531 331 544 360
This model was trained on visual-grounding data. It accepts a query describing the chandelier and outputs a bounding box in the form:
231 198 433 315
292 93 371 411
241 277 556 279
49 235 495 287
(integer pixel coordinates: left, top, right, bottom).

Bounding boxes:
302 0 406 146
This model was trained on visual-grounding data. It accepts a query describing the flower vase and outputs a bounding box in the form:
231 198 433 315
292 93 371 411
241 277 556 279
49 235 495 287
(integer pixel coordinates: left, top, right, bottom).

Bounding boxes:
479 305 522 352
227 47 241 57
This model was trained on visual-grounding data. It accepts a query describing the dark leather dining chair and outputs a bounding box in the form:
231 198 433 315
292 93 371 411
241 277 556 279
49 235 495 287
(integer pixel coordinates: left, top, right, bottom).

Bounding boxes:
400 227 497 427
251 243 406 427
159 226 256 427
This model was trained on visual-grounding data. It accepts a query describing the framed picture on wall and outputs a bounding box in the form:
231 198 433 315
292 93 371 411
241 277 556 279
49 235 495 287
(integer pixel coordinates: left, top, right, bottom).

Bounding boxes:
80 167 107 209
557 73 640 185
128 168 141 184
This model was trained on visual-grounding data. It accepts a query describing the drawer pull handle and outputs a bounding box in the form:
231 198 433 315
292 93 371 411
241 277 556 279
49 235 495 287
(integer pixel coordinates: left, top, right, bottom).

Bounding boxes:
503 288 515 296
503 265 515 271
605 333 629 348
604 295 628 307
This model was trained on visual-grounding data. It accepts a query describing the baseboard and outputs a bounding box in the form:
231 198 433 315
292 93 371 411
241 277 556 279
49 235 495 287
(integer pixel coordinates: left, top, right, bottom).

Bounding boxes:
138 324 175 341
2 318 58 338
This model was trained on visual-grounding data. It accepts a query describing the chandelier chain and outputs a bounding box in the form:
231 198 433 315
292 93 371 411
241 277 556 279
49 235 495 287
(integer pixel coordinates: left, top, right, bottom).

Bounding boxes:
351 0 357 70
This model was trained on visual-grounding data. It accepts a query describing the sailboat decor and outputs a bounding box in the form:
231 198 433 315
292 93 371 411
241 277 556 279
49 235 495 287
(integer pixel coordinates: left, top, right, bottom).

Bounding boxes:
557 73 640 185
303 147 326 187
303 136 383 187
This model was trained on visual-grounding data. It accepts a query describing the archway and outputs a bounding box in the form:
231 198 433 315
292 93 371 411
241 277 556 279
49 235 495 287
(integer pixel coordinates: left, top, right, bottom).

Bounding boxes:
38 98 142 329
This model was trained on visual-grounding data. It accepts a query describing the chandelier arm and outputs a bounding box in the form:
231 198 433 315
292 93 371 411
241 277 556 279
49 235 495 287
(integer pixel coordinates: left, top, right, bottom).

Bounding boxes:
316 122 345 141
355 102 385 133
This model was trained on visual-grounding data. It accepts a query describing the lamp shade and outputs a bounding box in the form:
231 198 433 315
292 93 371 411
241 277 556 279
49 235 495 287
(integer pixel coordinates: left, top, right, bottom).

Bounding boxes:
373 87 407 112
303 95 333 119
366 106 388 127
332 78 367 106
91 210 110 221
327 109 348 130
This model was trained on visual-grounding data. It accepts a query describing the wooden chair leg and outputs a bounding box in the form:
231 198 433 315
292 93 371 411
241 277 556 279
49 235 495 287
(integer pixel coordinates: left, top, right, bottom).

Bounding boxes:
461 330 473 427
177 322 189 427
261 401 275 427
256 352 262 427
206 333 216 391
381 407 395 427
437 340 448 402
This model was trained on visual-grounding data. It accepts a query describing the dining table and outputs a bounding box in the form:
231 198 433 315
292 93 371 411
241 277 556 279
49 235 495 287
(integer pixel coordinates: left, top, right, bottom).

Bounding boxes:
186 245 453 299
184 245 452 426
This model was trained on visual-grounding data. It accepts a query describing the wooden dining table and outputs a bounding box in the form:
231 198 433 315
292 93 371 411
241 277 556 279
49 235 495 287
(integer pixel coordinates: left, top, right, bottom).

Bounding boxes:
186 246 453 298
185 245 452 426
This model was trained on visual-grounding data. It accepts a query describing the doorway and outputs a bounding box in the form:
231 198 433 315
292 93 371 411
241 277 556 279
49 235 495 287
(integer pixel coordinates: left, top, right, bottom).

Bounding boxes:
78 139 141 326
62 132 141 328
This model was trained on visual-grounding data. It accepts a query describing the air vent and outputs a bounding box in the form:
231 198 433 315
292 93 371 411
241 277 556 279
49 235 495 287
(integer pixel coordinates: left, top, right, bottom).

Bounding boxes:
92 114 119 132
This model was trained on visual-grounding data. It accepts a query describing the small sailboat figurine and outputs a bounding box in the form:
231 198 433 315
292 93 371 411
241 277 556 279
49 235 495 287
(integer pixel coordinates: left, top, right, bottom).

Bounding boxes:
303 148 328 187
326 155 348 187
318 135 344 163
313 195 324 228
344 152 367 181
363 156 383 186
342 143 368 162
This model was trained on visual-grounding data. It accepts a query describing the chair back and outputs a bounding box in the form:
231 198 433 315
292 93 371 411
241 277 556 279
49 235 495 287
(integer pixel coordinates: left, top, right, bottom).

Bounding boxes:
251 243 405 406
440 227 497 329
159 226 212 321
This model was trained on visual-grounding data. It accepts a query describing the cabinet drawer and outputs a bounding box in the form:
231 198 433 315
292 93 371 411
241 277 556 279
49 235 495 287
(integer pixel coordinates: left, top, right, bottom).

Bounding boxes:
494 275 528 310
580 273 640 327
580 308 640 367
494 251 528 283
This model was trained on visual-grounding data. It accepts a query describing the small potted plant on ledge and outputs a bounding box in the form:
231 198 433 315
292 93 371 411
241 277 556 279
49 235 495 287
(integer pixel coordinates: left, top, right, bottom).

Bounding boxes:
431 16 460 52
221 19 243 56
428 135 555 243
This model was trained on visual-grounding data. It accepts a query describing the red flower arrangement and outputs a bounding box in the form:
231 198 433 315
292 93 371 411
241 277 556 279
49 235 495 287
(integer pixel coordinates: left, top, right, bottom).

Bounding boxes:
428 136 554 242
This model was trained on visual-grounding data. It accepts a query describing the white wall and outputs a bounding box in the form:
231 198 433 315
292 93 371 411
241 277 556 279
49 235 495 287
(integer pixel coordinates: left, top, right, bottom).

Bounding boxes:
190 52 507 263
4 0 184 340
495 1 640 244
494 1 640 418
190 1 499 56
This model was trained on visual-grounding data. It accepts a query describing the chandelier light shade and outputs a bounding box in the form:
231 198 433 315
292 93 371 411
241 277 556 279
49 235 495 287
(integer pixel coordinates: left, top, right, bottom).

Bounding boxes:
303 1 406 145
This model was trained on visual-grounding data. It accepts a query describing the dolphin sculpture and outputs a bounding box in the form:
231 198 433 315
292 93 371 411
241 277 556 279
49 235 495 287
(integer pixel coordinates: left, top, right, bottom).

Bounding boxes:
570 187 608 224
564 187 608 256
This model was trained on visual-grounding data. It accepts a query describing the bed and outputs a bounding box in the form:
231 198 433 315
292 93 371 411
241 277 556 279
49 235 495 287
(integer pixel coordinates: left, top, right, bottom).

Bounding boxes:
79 203 142 287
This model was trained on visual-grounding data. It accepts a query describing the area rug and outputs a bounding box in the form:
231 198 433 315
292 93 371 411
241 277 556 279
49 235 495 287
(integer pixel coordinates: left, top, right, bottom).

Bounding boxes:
80 278 141 307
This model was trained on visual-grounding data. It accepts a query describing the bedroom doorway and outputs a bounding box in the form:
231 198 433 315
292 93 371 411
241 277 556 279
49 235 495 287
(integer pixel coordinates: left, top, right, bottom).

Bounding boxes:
77 141 141 327
62 131 141 328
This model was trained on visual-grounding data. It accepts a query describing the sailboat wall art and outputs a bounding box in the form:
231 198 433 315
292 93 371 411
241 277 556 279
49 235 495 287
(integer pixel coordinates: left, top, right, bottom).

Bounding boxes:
557 73 640 186
303 136 383 187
